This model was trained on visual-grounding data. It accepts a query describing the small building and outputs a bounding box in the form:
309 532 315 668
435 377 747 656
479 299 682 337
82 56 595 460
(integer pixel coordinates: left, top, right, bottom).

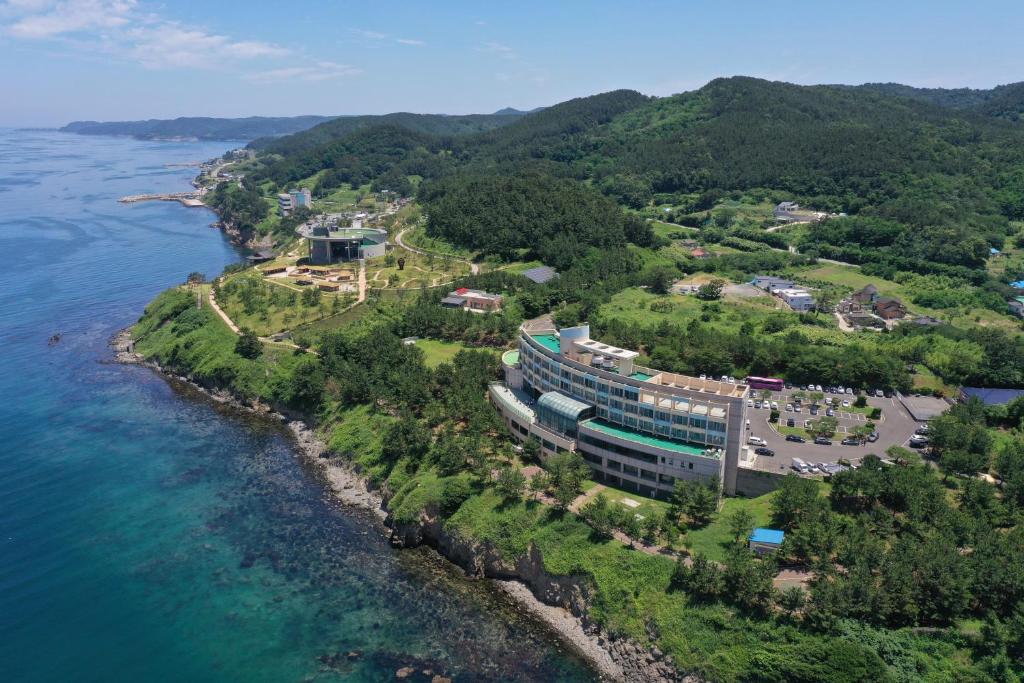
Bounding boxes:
1009 298 1024 318
522 265 559 284
846 311 883 328
873 297 906 320
278 188 312 216
296 225 388 264
959 387 1024 406
317 282 341 292
751 275 795 292
776 288 816 312
260 265 288 276
1010 280 1024 291
773 201 799 217
246 249 276 264
690 247 711 259
442 288 503 312
748 528 785 555
910 315 943 326
850 284 879 306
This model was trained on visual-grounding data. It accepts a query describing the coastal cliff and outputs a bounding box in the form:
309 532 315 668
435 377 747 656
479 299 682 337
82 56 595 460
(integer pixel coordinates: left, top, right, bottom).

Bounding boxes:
113 326 696 683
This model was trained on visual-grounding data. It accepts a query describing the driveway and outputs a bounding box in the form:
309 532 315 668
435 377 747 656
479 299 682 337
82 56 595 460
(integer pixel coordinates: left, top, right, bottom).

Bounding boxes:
744 392 923 473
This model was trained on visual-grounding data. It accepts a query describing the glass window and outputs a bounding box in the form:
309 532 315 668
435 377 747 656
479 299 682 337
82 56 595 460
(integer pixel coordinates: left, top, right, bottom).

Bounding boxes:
610 399 623 410
656 411 671 422
624 388 639 401
611 386 624 397
639 406 654 418
672 414 687 424
624 403 638 414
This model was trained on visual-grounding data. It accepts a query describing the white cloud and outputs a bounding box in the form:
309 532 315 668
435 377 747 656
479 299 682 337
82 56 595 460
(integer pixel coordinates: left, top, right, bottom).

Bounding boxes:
1 0 354 81
396 38 424 46
481 41 517 60
247 61 361 84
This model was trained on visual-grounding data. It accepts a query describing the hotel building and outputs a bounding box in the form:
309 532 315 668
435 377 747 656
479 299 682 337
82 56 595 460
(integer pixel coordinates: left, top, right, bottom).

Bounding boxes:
491 324 749 497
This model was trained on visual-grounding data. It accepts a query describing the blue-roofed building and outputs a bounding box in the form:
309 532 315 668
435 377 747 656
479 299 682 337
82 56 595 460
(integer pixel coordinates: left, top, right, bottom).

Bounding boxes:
1010 280 1024 290
749 528 785 554
523 265 558 284
959 387 1024 406
990 247 1001 256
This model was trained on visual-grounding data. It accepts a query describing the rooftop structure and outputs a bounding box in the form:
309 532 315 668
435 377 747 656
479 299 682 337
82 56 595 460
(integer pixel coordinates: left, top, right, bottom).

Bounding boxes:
959 387 1024 406
522 265 559 284
751 275 795 292
489 324 749 498
278 187 312 216
749 528 785 554
441 288 503 312
776 288 816 312
296 225 387 264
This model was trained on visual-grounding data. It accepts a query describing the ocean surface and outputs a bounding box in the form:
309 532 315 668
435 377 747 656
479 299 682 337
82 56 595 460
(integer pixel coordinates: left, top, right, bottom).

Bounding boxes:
0 130 594 682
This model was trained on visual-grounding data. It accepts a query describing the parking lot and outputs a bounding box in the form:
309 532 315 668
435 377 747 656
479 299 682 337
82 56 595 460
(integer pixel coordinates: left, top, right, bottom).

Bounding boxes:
742 390 924 474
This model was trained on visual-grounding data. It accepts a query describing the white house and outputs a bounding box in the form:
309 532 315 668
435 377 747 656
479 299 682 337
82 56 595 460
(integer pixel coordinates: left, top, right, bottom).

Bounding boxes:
777 288 816 312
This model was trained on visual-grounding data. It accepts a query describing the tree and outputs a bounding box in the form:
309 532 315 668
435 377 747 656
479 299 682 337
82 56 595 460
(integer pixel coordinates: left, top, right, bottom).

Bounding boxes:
546 451 589 509
808 416 838 439
235 328 262 359
778 585 807 617
495 465 526 501
723 545 776 613
528 470 550 501
695 278 726 301
727 508 756 544
580 492 615 538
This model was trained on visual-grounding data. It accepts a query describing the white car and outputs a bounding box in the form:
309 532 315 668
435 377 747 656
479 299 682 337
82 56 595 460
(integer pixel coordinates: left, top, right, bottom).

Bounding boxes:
795 405 802 413
748 435 766 446
815 384 823 392
771 401 779 410
846 387 854 394
836 386 844 394
748 399 754 407
785 403 793 411
842 399 850 407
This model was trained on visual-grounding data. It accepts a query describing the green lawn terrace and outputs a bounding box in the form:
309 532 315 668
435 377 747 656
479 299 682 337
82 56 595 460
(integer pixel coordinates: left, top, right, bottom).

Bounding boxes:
582 418 721 459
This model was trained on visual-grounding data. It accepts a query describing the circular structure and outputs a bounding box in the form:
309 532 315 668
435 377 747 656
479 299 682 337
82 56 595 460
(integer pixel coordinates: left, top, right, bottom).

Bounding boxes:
297 225 387 264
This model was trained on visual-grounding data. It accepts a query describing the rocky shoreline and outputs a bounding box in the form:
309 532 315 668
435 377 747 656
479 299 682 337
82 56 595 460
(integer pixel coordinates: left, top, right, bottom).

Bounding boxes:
112 328 693 683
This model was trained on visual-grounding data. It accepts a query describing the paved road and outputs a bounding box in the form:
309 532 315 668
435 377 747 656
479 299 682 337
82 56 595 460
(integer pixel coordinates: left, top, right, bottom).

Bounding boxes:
745 392 921 473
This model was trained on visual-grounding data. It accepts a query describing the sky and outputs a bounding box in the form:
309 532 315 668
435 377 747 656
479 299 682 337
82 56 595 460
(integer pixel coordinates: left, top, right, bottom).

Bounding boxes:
1 0 1022 126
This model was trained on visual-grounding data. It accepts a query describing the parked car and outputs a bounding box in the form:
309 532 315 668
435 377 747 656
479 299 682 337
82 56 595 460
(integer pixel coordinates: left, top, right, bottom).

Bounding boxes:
748 435 767 446
846 387 854 394
915 424 930 435
754 401 761 409
867 432 879 442
810 406 819 415
785 403 793 411
826 408 835 417
909 436 928 448
747 399 754 407
754 447 775 456
785 434 805 443
842 399 851 408
814 437 833 446
841 437 861 446
875 389 884 397
836 386 845 394
795 405 802 413
771 401 779 410
786 418 795 427
815 384 823 392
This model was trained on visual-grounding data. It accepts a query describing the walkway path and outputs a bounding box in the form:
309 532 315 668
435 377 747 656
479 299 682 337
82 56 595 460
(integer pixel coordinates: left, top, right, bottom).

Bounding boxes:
395 226 479 275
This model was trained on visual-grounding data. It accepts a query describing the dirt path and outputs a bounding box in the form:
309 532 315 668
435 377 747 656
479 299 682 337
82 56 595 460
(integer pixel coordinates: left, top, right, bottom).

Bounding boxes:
208 288 240 334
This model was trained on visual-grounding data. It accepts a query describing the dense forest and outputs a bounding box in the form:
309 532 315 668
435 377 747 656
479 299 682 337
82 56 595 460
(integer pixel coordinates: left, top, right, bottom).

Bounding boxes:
244 77 1024 280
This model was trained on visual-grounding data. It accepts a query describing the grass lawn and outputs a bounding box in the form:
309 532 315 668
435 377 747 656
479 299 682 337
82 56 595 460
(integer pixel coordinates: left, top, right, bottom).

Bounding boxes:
401 224 478 261
911 364 957 396
588 480 673 521
685 492 776 562
366 246 470 289
598 286 794 335
316 182 374 212
411 339 481 368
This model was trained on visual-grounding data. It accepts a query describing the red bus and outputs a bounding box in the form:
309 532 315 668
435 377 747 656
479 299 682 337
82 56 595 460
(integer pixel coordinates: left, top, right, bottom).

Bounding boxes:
745 376 784 391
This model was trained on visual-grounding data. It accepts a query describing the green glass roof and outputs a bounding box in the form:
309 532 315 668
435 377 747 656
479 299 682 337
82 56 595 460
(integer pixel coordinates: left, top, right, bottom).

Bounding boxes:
502 350 520 366
538 391 594 420
581 419 712 457
531 333 561 353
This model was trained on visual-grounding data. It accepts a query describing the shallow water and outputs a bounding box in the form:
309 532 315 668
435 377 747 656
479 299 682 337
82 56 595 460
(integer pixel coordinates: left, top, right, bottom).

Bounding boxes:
0 130 595 682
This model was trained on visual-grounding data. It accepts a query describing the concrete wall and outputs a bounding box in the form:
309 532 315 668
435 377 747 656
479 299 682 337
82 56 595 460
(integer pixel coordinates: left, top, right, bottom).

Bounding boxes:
734 467 787 497
359 241 386 259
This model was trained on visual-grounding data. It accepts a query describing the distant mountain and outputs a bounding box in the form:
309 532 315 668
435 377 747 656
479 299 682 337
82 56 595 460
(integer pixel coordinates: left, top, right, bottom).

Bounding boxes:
491 106 546 116
842 81 1024 122
249 112 525 154
60 115 334 141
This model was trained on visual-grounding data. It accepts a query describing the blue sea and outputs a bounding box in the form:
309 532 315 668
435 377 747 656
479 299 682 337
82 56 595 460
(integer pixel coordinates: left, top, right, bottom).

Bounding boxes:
0 130 594 682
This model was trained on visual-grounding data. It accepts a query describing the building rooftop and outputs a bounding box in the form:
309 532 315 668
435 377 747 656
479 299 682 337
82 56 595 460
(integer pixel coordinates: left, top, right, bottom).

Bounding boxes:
502 350 520 366
749 528 785 545
574 338 639 361
538 391 594 421
441 295 467 306
960 387 1024 406
489 383 536 424
522 265 559 284
581 419 717 457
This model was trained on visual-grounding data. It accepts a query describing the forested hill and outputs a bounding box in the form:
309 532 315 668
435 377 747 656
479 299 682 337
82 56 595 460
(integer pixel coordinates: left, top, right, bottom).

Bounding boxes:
847 81 1024 122
249 111 527 155
60 115 333 141
243 76 1024 276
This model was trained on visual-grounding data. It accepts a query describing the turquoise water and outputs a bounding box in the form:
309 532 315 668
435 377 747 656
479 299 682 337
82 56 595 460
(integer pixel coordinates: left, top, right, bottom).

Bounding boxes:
0 130 595 682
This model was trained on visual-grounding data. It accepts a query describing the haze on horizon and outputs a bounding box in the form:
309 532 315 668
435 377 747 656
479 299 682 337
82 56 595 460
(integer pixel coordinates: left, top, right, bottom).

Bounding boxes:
0 0 1021 127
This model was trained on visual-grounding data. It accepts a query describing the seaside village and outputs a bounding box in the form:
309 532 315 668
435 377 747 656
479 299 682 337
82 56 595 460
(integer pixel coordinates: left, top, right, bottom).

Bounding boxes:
170 158 1024 561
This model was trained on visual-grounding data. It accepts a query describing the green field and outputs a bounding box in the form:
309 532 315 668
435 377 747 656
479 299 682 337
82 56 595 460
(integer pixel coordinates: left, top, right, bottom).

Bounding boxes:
410 339 490 367
366 246 470 290
598 286 801 334
684 492 776 562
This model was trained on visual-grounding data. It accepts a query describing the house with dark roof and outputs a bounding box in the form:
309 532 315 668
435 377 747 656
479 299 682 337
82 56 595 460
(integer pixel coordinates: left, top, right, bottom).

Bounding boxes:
441 288 503 312
873 297 906 320
850 284 879 306
910 315 943 326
